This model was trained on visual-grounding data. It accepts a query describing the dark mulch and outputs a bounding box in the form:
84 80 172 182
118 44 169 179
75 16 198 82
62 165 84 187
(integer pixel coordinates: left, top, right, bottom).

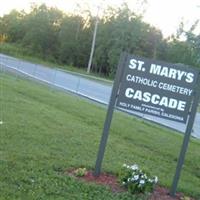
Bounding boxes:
67 169 195 200
149 186 185 200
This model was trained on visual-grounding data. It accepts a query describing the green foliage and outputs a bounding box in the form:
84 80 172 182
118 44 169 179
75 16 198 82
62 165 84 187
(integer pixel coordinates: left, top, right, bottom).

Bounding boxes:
22 4 63 60
93 4 163 76
1 10 26 42
74 168 87 177
163 39 197 67
58 14 92 68
119 164 157 194
0 43 30 56
163 20 200 68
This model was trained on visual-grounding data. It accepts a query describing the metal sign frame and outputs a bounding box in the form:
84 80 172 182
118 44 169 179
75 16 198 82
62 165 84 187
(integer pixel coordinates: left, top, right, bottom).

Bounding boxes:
94 52 200 197
170 73 200 196
93 52 128 176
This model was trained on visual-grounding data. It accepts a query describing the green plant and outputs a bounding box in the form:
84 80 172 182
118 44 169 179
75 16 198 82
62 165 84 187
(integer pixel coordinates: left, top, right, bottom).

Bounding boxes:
74 168 87 177
119 164 158 194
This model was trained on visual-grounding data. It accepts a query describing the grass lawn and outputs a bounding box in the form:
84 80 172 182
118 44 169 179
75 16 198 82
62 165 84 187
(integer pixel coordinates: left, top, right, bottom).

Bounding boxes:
0 72 200 199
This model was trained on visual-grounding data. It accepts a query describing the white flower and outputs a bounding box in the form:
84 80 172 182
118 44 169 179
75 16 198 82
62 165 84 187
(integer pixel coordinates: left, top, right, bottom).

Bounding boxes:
130 164 138 170
122 181 126 185
154 176 158 183
133 175 139 180
148 178 153 183
123 164 127 167
139 179 145 184
0 121 3 125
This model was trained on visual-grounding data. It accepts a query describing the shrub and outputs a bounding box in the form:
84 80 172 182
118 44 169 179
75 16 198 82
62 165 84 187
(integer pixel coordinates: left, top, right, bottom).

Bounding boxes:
74 168 87 177
119 164 158 194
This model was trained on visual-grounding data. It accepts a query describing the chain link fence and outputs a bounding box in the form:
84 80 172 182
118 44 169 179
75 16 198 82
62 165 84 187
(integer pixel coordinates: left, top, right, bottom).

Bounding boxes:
0 53 199 139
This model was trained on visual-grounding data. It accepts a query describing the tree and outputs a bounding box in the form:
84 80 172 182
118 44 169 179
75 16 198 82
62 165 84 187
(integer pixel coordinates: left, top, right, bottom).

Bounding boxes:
1 10 26 42
93 3 164 76
165 20 200 68
22 4 63 60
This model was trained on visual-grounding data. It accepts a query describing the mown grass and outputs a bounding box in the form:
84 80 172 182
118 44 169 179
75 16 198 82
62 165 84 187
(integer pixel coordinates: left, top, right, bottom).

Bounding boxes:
0 72 200 199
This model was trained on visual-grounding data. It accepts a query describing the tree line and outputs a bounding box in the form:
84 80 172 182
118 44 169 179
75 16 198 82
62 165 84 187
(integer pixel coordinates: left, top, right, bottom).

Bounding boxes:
0 3 199 77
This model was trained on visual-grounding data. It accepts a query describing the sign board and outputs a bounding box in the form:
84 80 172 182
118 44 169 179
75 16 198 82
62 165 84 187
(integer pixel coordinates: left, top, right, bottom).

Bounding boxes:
94 52 200 197
116 54 199 123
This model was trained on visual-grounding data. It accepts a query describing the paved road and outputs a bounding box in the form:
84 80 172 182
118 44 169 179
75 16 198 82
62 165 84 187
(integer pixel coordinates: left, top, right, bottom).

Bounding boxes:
0 53 199 139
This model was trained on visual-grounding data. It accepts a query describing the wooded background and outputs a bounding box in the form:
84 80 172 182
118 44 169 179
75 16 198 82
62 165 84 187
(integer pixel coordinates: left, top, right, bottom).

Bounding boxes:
0 3 199 77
